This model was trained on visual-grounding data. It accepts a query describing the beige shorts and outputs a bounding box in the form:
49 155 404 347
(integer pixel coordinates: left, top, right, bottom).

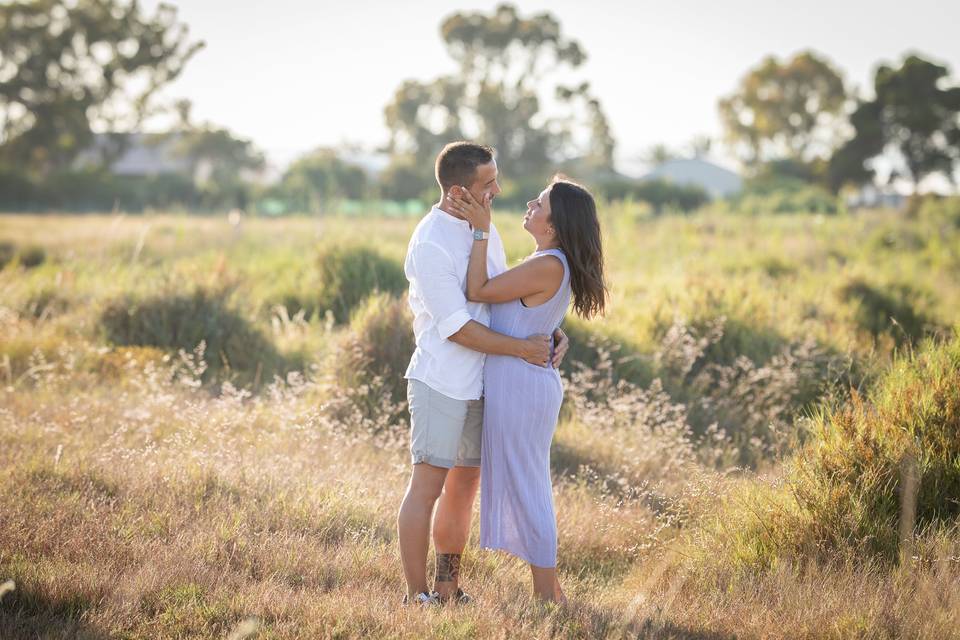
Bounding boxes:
406 379 483 469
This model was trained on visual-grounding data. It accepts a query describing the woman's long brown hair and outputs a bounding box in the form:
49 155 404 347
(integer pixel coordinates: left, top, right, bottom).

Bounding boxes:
548 176 608 319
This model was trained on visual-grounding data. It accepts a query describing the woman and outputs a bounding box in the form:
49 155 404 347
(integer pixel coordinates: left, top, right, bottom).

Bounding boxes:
445 175 607 603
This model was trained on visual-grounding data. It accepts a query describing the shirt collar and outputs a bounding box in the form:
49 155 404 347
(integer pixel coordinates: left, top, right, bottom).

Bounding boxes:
430 205 472 231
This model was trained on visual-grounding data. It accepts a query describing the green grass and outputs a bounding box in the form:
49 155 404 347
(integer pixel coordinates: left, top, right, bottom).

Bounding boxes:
1 203 960 638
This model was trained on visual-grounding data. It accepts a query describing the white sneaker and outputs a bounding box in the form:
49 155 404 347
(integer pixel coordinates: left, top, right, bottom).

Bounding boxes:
402 591 441 606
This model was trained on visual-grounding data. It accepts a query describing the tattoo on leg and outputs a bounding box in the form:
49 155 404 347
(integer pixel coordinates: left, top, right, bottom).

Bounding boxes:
435 553 461 583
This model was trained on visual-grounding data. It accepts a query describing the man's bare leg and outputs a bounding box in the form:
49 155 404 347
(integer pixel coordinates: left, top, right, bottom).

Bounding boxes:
397 463 448 599
432 465 481 600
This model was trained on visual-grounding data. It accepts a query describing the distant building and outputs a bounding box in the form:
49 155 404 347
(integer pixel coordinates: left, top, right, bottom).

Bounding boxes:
73 132 270 186
73 132 193 176
640 157 742 198
845 185 907 211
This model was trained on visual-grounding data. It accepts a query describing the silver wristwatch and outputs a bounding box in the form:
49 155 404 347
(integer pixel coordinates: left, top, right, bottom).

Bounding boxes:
473 228 489 241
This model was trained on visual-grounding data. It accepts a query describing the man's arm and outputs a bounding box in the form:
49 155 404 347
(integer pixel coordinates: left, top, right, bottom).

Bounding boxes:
449 320 551 366
410 241 550 366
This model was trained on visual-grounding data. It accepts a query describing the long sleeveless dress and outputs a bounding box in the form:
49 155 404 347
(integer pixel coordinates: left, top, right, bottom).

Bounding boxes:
479 248 571 568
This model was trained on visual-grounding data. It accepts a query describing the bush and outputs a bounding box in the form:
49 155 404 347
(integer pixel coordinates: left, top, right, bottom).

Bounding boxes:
94 346 169 380
99 285 295 386
690 331 960 569
560 315 857 469
557 319 651 385
652 316 855 466
916 195 960 228
322 292 414 440
839 278 935 346
726 175 840 215
0 167 36 207
18 245 46 269
316 244 406 324
596 178 710 213
332 292 413 404
21 288 70 320
0 167 239 213
0 241 45 269
791 330 960 560
0 241 15 268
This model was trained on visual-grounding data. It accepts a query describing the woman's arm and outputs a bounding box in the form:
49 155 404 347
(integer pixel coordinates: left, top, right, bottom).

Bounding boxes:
448 187 561 304
468 252 562 304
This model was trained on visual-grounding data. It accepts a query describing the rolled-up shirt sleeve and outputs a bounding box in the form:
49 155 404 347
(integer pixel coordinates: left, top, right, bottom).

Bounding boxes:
410 241 472 340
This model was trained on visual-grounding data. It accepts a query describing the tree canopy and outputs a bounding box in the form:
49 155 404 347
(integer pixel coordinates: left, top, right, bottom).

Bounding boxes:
383 3 614 194
0 0 203 175
829 55 960 193
718 51 847 168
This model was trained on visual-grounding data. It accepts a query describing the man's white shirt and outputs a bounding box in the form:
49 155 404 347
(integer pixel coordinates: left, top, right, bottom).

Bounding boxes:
404 206 507 401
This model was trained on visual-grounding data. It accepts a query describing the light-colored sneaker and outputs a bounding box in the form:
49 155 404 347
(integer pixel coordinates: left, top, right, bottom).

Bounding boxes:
402 591 441 606
437 587 473 605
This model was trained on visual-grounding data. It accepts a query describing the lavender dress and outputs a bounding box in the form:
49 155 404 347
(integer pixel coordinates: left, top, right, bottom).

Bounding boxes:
479 248 571 568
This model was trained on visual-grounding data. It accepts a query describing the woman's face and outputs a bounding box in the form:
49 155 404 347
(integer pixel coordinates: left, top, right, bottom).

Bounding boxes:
523 185 553 237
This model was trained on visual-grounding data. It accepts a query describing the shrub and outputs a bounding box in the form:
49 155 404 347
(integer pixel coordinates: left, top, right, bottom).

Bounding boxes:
99 285 294 386
344 291 414 394
321 292 413 442
916 195 960 228
0 241 15 268
725 175 840 215
690 331 960 569
94 346 169 380
653 316 855 466
316 244 406 324
557 319 651 385
791 330 960 560
0 241 44 269
839 278 935 346
564 352 699 486
333 292 413 404
0 167 36 208
18 245 46 269
20 288 70 320
596 178 710 213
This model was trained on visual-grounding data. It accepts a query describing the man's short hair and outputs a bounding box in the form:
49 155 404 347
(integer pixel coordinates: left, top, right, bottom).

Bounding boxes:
435 141 494 191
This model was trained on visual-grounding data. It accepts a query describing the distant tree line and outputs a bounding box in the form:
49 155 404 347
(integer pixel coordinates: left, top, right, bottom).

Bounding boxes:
1 1 957 214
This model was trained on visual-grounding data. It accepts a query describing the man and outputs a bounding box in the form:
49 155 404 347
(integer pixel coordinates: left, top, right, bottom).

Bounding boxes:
397 141 569 605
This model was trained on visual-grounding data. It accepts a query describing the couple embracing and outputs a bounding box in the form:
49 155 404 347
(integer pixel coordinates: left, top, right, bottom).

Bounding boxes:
397 141 607 606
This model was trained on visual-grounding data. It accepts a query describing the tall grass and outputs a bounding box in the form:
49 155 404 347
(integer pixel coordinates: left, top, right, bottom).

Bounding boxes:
2 205 960 638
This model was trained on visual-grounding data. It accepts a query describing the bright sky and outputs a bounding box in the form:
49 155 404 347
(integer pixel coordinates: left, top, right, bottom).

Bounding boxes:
142 0 960 177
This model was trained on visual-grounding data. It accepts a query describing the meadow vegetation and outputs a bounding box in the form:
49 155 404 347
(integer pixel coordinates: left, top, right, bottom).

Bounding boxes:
1 200 959 638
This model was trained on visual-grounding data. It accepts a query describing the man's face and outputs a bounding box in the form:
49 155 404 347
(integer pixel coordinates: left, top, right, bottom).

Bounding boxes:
467 159 501 203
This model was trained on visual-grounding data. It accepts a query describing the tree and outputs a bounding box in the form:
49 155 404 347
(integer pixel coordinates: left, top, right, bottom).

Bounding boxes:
642 144 678 166
173 126 265 210
688 135 713 159
0 0 203 175
719 51 847 168
279 149 369 213
383 3 614 190
378 157 432 202
828 55 960 194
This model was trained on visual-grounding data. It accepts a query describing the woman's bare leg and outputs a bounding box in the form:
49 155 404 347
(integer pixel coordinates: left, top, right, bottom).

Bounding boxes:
553 575 567 604
530 565 563 603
